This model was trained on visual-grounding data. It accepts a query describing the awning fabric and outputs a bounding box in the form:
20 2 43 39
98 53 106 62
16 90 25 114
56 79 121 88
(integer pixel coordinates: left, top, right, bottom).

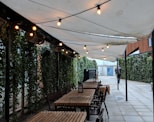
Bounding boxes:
1 0 154 61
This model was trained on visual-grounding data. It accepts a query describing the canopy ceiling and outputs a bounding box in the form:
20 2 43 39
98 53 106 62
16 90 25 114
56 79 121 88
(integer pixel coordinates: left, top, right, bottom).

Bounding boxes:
1 0 154 61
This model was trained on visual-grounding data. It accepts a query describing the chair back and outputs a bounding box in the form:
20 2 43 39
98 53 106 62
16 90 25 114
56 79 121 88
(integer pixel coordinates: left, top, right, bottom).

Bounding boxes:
100 86 108 102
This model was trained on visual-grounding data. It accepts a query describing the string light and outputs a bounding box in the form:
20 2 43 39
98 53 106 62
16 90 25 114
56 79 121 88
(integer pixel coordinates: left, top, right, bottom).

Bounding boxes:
97 5 101 15
36 0 111 25
59 42 63 46
103 56 106 60
29 32 34 37
66 51 68 54
83 45 87 50
86 50 88 54
101 48 104 52
14 25 19 30
57 19 62 26
73 51 76 54
32 26 37 31
61 48 65 52
106 44 109 48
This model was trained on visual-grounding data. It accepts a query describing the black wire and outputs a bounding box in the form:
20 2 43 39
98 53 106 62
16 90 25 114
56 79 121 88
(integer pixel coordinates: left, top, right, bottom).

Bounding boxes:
33 0 111 24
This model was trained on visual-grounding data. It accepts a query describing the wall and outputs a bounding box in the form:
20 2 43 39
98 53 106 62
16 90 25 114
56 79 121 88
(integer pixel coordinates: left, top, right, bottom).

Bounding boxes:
98 65 117 76
126 37 152 55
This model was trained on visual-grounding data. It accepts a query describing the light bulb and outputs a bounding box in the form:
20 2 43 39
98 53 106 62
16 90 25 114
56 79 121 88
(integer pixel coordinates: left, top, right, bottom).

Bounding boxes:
83 45 87 50
103 57 106 60
86 50 88 54
101 48 104 52
59 42 63 46
61 49 65 52
73 51 76 54
106 44 109 48
29 32 34 37
32 26 37 31
97 5 101 15
57 19 62 26
14 25 19 30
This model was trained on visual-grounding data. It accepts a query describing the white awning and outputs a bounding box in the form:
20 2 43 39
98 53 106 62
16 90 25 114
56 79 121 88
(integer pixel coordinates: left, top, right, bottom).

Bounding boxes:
1 0 154 61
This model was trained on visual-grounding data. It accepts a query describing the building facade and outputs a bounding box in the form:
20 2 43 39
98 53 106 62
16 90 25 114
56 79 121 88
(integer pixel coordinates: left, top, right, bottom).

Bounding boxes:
126 36 152 55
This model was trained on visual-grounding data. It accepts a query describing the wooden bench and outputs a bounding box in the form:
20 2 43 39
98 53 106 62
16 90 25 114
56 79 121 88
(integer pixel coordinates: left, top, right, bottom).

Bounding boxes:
27 111 87 122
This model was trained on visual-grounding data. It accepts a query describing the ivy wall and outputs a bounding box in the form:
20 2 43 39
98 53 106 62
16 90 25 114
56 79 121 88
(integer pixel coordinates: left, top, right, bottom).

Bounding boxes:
76 57 97 82
0 21 97 121
119 53 152 83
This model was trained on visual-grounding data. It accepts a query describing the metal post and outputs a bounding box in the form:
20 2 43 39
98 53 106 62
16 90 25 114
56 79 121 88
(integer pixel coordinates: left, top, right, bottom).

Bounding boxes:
152 30 154 111
125 50 128 101
117 58 119 90
5 26 11 122
57 52 59 89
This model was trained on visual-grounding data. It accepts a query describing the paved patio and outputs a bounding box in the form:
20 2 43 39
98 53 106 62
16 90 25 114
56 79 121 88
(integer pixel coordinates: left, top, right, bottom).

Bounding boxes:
87 76 153 122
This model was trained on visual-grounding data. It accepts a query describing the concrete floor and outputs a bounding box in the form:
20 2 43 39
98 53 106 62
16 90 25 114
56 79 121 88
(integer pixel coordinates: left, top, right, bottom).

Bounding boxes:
86 76 153 122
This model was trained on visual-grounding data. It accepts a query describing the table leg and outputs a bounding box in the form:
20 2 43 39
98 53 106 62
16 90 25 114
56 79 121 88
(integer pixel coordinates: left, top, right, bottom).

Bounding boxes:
86 107 90 120
55 106 57 111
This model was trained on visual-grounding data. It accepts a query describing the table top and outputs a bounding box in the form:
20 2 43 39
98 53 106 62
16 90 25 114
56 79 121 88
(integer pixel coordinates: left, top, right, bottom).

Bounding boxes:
54 89 95 106
83 82 98 89
27 111 87 122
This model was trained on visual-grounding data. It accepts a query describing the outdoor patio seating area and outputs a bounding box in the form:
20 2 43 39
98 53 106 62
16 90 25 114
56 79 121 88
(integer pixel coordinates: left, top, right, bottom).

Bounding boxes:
24 76 153 122
0 1 154 122
88 76 153 122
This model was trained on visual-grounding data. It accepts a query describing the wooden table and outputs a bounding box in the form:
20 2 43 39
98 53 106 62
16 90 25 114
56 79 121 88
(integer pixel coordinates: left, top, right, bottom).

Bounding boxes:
83 82 98 89
27 111 87 122
54 89 95 120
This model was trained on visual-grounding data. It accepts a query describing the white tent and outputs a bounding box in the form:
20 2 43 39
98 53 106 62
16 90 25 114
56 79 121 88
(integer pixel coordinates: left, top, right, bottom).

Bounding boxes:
1 0 154 61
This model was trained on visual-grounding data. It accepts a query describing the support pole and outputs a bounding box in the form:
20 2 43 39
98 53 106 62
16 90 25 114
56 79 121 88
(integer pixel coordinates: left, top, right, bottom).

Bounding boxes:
57 52 60 89
152 31 154 111
116 58 119 90
125 50 128 101
5 26 11 122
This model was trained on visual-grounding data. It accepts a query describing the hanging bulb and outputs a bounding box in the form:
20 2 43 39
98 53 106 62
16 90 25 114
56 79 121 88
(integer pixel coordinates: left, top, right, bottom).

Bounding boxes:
101 48 104 52
73 51 76 54
59 42 63 46
66 51 68 54
61 48 65 52
14 25 19 30
103 57 106 60
32 26 37 31
86 50 88 54
97 5 101 15
106 44 109 48
29 32 34 37
83 45 87 50
57 19 62 26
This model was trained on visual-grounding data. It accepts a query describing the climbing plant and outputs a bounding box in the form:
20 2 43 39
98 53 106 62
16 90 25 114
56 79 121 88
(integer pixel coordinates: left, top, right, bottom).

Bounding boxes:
41 44 57 95
0 39 5 118
0 20 43 121
76 56 97 82
119 53 152 83
0 18 97 122
40 44 75 98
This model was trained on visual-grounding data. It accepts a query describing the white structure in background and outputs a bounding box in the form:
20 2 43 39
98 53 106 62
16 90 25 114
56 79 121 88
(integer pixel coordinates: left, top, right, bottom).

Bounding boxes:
96 59 117 76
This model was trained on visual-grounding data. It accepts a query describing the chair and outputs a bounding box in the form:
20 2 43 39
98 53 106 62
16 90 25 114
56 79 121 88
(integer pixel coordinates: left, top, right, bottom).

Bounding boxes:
90 102 102 115
90 89 103 115
102 86 109 119
95 107 104 122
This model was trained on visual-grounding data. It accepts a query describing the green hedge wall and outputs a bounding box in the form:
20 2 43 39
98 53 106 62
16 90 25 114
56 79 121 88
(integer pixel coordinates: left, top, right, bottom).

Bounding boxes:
119 53 152 83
